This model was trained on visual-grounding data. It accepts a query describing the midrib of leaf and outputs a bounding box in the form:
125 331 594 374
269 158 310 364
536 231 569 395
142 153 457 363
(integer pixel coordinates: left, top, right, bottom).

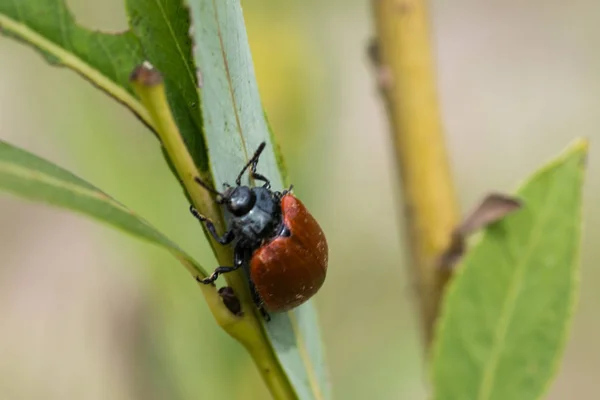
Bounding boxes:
0 160 134 214
0 14 152 129
477 178 559 400
152 0 197 98
211 3 324 395
0 159 204 275
289 313 325 400
211 0 249 161
97 36 119 82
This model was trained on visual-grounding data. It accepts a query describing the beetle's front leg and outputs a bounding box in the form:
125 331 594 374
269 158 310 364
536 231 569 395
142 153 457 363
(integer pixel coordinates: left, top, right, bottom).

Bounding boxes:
274 185 294 201
196 244 245 284
250 171 271 189
189 206 234 245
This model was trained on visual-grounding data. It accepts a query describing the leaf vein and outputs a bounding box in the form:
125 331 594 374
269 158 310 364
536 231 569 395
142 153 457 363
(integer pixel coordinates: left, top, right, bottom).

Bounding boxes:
0 13 151 131
289 313 325 400
11 0 23 22
56 1 69 51
477 178 559 399
211 0 249 161
152 0 198 99
0 161 133 215
96 35 120 85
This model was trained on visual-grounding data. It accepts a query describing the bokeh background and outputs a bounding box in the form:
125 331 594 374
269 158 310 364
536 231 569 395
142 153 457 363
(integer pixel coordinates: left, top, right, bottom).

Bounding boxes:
0 0 598 399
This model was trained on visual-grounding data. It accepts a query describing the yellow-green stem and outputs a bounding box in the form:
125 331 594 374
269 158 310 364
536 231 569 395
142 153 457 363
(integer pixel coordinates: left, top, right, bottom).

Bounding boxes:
0 15 154 133
371 0 460 347
130 64 296 400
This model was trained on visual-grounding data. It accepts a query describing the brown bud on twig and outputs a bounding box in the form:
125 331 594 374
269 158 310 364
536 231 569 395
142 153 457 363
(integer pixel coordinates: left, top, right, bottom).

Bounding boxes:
438 193 522 270
129 61 163 86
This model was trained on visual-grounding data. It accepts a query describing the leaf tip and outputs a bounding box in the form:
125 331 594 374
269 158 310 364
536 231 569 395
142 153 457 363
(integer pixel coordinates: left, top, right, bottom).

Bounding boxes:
129 61 163 87
565 137 589 163
571 136 590 151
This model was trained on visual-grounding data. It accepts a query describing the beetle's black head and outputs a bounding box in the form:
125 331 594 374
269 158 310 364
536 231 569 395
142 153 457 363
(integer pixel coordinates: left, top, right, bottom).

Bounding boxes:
222 185 256 217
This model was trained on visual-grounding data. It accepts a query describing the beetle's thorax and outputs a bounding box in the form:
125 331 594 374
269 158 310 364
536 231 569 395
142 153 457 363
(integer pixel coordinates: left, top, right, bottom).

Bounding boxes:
228 186 282 246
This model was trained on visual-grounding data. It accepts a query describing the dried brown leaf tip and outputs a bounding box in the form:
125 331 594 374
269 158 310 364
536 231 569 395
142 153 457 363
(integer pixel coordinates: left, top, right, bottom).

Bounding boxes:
439 193 522 269
129 61 163 86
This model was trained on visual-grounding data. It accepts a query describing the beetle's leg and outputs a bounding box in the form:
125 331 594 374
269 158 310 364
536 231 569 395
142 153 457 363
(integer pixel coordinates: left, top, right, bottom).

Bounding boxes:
250 169 271 190
235 142 267 186
249 148 271 188
259 306 271 322
234 141 271 188
196 245 245 284
249 280 271 321
277 184 294 199
189 206 234 245
274 185 293 202
192 176 223 200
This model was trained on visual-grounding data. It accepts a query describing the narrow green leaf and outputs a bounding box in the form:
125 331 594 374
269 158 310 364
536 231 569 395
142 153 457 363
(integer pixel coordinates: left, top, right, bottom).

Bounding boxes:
431 139 588 400
125 0 207 170
0 138 205 277
0 0 152 128
188 0 285 188
187 1 330 398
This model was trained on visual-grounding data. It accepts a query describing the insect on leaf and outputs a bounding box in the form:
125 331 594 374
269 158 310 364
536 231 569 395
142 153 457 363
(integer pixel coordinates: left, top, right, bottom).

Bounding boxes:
187 0 330 398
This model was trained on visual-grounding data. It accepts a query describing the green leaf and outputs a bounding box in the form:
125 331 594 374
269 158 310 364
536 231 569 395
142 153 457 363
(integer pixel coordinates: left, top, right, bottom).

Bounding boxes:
431 139 588 400
0 138 205 277
187 0 329 398
125 0 207 170
188 0 285 188
0 0 152 129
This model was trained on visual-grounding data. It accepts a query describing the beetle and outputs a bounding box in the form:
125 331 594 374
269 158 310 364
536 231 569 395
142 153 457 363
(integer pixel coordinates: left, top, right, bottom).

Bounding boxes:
189 142 328 319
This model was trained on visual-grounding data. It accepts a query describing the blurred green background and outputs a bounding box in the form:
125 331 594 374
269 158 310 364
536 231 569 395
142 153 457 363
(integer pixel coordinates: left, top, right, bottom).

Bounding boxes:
0 0 598 399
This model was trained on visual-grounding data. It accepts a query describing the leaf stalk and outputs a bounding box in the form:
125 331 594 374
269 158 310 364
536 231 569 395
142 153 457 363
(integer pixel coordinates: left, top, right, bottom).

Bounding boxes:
130 63 297 400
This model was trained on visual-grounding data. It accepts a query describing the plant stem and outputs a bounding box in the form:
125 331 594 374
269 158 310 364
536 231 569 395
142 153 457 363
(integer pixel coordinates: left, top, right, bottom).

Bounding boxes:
130 64 297 400
371 0 460 346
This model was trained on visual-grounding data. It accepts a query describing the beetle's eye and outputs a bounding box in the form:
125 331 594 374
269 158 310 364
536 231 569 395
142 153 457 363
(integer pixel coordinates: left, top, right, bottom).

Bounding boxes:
228 187 256 216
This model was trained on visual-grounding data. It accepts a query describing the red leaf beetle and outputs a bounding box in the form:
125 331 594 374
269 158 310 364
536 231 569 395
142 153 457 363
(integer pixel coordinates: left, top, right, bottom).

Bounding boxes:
190 142 328 319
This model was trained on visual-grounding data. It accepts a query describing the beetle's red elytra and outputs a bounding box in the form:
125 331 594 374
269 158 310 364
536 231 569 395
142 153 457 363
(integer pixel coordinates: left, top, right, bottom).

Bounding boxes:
189 142 328 319
250 194 328 312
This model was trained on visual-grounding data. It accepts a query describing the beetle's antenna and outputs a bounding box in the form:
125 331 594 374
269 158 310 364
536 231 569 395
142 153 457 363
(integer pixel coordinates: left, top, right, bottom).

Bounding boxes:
193 176 225 203
236 141 266 186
